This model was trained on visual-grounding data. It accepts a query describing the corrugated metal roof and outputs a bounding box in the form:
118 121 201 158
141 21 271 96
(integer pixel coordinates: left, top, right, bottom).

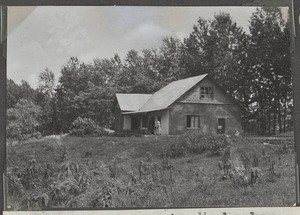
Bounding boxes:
137 74 208 112
115 93 152 111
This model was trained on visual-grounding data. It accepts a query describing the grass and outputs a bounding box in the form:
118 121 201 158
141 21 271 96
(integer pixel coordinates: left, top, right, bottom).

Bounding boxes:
6 133 296 210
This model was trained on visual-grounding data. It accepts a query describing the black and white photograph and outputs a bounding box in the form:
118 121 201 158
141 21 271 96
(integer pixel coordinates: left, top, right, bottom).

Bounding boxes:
4 5 296 211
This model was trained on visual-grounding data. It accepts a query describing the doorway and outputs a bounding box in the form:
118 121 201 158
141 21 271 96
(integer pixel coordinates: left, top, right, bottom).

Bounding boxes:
148 116 155 134
131 115 139 130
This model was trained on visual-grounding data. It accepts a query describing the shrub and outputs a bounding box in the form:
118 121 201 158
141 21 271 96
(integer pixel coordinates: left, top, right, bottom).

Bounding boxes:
69 117 106 136
163 131 229 158
163 136 188 158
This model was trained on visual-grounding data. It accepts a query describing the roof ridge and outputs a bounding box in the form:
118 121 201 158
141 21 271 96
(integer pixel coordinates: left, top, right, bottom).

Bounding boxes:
171 73 208 82
116 93 152 95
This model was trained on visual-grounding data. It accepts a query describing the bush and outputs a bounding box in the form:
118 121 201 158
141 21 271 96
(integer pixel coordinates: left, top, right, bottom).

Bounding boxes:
164 131 229 158
163 136 189 158
69 117 106 136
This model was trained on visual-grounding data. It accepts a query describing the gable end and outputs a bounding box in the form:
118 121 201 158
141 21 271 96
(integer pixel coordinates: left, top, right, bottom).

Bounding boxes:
171 76 243 108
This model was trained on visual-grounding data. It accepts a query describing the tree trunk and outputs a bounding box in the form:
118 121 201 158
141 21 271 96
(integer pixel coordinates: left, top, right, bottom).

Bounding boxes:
283 99 287 132
273 99 277 135
268 98 271 135
260 101 265 135
278 98 282 134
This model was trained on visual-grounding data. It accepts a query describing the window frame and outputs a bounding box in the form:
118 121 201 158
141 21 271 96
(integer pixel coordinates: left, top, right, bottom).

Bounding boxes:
187 115 200 129
200 86 214 100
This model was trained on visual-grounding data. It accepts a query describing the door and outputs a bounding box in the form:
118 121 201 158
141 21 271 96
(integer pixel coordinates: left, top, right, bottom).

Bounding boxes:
131 115 139 130
148 116 155 134
217 118 225 134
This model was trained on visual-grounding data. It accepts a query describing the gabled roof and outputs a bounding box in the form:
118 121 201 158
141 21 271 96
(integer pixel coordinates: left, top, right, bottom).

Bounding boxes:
137 74 208 112
115 93 152 111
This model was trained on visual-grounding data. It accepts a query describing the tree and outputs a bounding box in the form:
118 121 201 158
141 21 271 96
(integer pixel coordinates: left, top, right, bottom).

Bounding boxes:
182 17 211 76
7 79 37 109
36 68 58 135
91 54 122 91
55 56 123 132
38 68 56 98
7 99 42 141
158 36 186 82
56 57 88 132
248 7 291 135
183 12 246 95
73 84 114 128
7 79 22 109
117 49 157 93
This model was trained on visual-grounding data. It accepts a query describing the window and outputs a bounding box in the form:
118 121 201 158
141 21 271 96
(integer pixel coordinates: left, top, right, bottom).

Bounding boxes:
217 118 225 134
200 87 214 99
187 115 200 128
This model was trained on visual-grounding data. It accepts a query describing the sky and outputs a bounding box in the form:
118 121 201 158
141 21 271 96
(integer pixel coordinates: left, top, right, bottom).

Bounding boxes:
7 6 287 88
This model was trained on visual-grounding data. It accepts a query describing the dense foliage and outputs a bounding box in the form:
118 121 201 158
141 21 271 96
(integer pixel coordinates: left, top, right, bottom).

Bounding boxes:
164 131 229 158
6 134 295 209
69 117 106 136
7 7 292 140
6 99 42 141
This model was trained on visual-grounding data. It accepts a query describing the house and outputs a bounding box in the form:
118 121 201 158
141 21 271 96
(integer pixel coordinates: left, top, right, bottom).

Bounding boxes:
112 74 243 135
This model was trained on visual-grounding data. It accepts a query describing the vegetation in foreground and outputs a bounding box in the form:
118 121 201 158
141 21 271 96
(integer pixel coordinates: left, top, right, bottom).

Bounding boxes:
6 132 295 210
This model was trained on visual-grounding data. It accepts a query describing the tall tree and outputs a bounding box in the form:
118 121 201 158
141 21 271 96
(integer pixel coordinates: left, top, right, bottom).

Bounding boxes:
36 68 58 135
248 7 291 135
158 36 186 82
117 49 155 93
56 57 89 132
38 68 56 98
7 79 38 109
184 12 246 95
7 79 22 109
182 17 211 76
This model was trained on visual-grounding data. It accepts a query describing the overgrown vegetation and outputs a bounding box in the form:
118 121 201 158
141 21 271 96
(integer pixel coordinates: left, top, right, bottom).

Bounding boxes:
163 131 229 158
6 133 295 210
69 117 107 136
6 99 42 142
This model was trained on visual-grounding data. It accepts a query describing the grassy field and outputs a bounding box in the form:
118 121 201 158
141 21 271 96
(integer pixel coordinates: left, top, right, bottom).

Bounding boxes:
6 133 296 210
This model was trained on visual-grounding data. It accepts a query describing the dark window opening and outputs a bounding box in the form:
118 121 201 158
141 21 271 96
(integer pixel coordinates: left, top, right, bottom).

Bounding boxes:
217 118 225 134
131 115 139 130
200 87 214 100
187 115 200 128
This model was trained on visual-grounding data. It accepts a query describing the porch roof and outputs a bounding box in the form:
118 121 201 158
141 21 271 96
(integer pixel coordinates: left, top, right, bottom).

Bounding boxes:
115 93 152 111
